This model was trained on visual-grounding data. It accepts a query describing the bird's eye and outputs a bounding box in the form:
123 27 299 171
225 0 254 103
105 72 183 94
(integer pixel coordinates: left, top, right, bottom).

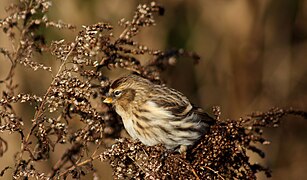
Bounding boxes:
114 90 122 97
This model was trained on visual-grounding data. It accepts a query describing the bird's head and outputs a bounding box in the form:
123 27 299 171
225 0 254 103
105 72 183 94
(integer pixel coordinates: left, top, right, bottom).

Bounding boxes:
103 74 151 106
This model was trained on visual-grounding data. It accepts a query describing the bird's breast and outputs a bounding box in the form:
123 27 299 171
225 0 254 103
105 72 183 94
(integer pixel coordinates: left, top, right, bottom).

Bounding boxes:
115 105 139 140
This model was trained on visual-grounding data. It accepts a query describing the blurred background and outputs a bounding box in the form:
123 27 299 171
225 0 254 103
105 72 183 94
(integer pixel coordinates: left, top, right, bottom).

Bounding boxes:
1 0 307 179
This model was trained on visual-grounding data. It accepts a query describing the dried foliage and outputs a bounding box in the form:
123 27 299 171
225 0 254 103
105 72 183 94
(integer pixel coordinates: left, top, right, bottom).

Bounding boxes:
0 0 306 179
101 107 307 180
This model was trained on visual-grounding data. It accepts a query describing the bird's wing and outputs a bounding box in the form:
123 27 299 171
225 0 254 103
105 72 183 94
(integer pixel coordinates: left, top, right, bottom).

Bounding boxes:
147 86 192 119
151 86 215 124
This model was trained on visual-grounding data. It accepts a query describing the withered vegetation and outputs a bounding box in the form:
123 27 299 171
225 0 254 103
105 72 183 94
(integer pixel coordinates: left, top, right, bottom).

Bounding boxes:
0 0 306 179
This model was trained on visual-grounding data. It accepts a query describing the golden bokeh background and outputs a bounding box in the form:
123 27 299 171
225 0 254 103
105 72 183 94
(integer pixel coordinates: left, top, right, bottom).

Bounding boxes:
1 0 307 179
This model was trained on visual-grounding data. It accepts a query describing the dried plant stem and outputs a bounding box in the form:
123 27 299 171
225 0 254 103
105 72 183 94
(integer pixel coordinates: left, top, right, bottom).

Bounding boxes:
48 142 83 178
127 154 158 179
33 42 76 121
52 140 106 178
0 51 15 83
177 157 201 180
58 149 101 177
15 42 76 172
204 166 225 180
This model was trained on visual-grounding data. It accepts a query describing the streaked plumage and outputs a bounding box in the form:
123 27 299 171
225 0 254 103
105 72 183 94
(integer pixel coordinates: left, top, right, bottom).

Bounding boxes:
103 74 214 152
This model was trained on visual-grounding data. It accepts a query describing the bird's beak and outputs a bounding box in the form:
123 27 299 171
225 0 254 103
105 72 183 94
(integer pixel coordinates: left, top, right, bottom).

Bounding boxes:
103 97 113 104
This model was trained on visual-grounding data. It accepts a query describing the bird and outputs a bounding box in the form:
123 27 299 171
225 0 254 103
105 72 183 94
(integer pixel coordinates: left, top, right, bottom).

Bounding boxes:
103 74 215 153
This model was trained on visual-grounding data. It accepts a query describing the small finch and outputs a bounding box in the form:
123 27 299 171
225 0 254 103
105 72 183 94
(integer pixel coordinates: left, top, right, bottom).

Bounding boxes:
103 74 214 152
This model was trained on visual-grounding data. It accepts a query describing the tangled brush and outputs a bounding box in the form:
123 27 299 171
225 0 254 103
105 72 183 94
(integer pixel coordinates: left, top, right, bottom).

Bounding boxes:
0 0 306 179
